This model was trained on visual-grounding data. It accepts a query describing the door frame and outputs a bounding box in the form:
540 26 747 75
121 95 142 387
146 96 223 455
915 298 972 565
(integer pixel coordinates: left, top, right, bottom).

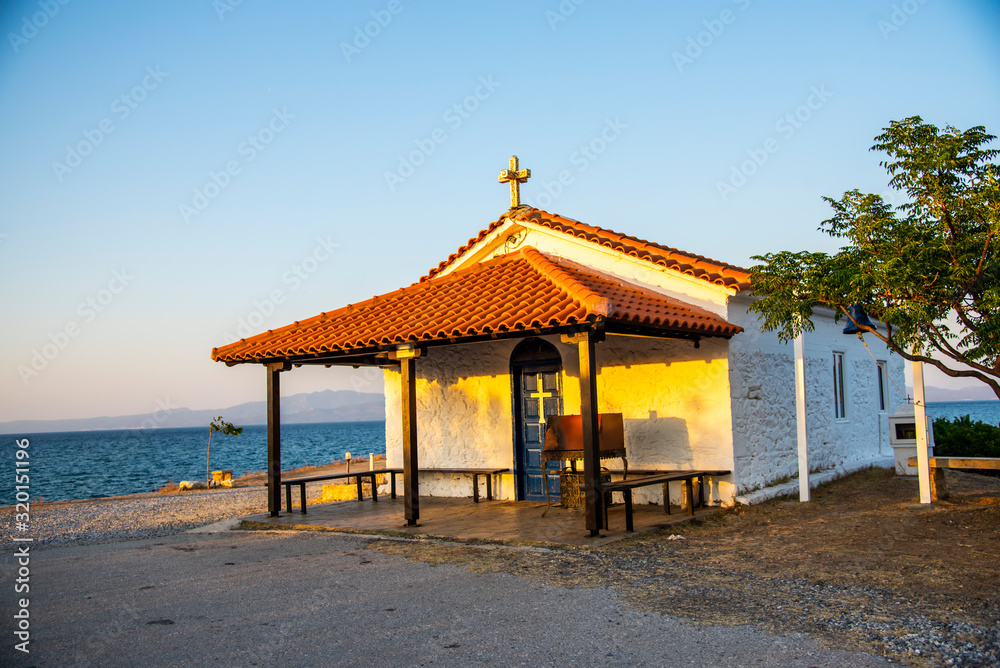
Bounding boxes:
510 338 563 501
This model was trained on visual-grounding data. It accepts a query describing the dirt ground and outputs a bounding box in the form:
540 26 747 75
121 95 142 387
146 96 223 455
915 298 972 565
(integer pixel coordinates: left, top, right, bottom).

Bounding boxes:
372 467 1000 665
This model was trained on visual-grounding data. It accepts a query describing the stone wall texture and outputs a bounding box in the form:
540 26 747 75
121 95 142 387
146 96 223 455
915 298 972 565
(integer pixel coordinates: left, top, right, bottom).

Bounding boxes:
727 297 906 494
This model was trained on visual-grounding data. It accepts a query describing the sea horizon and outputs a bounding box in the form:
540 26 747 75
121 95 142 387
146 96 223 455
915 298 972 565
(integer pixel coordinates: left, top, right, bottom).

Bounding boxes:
4 420 387 506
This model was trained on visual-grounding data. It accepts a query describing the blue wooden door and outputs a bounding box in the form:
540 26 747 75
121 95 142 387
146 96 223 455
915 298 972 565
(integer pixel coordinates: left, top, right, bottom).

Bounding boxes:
516 365 562 501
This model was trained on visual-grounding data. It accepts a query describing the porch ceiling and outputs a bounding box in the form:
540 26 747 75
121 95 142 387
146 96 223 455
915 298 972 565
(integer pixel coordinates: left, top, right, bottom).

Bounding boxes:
211 246 742 366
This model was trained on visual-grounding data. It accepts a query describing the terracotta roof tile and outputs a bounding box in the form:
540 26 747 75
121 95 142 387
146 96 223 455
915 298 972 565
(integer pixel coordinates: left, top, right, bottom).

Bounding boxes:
422 207 752 290
212 247 741 365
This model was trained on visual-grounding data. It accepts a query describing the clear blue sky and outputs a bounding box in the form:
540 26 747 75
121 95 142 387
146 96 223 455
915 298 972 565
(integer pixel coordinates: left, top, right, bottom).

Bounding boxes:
2 0 998 421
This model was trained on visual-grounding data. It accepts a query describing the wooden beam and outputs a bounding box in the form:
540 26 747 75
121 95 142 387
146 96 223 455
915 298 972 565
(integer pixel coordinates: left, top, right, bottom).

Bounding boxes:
266 362 288 517
401 356 419 525
578 330 604 535
908 456 1000 470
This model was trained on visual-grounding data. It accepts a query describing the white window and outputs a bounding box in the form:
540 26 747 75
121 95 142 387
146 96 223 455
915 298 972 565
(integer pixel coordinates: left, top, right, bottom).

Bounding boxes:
876 361 888 412
833 352 847 419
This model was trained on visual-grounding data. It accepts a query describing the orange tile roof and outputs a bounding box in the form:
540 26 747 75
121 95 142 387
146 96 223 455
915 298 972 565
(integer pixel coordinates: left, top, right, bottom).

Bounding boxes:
212 247 741 365
423 207 752 290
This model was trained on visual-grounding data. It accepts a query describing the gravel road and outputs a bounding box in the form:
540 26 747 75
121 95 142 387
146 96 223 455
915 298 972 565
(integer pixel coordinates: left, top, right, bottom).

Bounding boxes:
2 484 996 666
4 529 890 667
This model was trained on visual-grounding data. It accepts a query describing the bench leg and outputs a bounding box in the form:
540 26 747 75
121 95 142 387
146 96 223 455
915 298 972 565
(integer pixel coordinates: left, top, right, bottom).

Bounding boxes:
284 485 291 515
931 467 948 501
663 482 671 515
487 474 493 501
542 463 551 508
355 476 363 502
300 484 307 514
473 474 480 503
624 491 634 532
698 475 706 509
686 478 695 516
391 472 397 499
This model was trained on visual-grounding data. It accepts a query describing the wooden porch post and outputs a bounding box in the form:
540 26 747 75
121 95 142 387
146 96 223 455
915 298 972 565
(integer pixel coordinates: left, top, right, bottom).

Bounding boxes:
794 332 810 503
578 330 604 535
401 355 419 525
912 355 932 504
266 362 288 517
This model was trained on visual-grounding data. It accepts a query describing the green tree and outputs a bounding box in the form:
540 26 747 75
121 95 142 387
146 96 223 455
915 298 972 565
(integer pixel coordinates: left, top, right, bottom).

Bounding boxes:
207 416 242 486
749 117 1000 399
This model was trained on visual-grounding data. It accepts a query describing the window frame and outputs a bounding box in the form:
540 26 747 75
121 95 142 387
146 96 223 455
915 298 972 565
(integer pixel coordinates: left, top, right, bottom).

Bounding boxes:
833 351 847 420
876 360 889 413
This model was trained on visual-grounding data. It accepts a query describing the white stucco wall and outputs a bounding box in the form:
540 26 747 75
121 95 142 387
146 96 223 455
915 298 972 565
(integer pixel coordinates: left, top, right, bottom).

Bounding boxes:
383 339 519 498
726 296 906 494
383 333 737 505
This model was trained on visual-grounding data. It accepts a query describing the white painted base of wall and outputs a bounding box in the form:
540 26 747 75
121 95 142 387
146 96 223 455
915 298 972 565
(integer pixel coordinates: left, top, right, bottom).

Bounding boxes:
733 455 894 506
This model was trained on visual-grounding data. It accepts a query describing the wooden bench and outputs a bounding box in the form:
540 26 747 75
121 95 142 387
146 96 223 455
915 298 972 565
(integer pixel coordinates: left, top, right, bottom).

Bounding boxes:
602 470 730 532
282 467 509 514
420 468 509 503
907 456 1000 500
282 468 402 514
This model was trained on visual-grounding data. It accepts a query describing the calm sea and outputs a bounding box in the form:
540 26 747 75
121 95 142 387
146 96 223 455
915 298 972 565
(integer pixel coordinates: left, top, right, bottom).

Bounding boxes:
925 400 1000 426
3 421 385 506
4 400 999 506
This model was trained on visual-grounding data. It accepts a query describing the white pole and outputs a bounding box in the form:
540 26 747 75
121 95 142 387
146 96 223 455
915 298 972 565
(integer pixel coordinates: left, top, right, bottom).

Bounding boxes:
794 332 810 502
369 453 374 471
912 356 932 504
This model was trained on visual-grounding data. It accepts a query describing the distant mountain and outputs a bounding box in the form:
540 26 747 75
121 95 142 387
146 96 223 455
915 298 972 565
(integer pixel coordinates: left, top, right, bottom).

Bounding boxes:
925 385 999 402
0 390 385 434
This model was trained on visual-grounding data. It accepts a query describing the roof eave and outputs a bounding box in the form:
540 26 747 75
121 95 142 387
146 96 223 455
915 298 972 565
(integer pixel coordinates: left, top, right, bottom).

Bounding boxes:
212 316 741 366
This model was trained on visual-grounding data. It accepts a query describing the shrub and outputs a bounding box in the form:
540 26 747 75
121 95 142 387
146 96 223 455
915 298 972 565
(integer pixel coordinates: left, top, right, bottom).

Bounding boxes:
932 415 1000 458
157 479 179 494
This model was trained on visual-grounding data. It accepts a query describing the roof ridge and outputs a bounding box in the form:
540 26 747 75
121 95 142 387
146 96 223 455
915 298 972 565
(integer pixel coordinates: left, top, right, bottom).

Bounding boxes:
421 207 752 291
520 247 609 317
512 208 752 276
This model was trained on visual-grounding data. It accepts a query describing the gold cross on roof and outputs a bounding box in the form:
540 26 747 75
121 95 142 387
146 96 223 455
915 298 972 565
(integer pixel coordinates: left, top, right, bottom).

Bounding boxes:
498 155 530 208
